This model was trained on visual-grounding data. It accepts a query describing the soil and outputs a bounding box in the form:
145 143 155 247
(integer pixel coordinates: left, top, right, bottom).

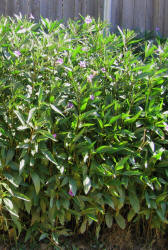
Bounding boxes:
0 225 167 250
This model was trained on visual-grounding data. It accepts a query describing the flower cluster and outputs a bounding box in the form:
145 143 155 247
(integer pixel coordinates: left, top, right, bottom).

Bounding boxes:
85 16 92 24
79 61 86 68
14 50 21 57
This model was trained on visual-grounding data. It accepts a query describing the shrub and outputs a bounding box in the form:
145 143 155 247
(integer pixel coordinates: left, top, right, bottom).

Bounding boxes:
0 15 168 244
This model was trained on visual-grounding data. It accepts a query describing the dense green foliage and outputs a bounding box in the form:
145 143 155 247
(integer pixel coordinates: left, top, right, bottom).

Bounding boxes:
0 15 168 244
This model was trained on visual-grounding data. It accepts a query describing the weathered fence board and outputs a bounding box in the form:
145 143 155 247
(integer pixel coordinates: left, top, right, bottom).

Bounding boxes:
133 0 146 32
1 0 168 36
164 0 168 35
0 0 104 21
105 0 168 36
145 0 153 31
122 0 134 29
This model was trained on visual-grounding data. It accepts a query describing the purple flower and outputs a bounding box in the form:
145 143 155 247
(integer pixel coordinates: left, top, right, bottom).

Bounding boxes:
79 61 86 68
82 47 87 52
87 74 94 83
13 50 21 57
56 58 63 65
53 134 57 138
67 102 73 108
29 13 35 20
165 125 168 132
90 94 94 100
68 189 75 197
85 16 92 24
101 67 106 73
156 27 160 32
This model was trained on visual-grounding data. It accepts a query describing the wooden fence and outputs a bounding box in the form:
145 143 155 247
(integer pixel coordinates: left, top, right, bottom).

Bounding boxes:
0 0 104 21
1 1 168 36
105 0 168 36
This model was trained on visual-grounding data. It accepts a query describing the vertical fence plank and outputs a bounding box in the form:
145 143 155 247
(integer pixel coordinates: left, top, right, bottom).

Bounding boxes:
14 0 29 16
62 0 75 21
81 0 87 17
164 0 168 36
74 0 82 19
111 0 123 31
22 0 29 16
28 0 40 19
98 0 104 19
0 0 7 16
86 0 97 18
145 0 153 31
133 0 146 32
14 0 21 15
40 0 50 19
50 0 63 20
122 0 134 30
6 0 15 17
153 0 165 34
5 0 12 16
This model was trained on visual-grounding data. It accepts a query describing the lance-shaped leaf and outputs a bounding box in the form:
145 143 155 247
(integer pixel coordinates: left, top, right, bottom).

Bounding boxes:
83 176 91 195
14 110 26 125
42 149 58 167
115 213 126 229
27 107 36 124
50 104 65 117
128 190 140 213
3 198 19 217
31 172 40 194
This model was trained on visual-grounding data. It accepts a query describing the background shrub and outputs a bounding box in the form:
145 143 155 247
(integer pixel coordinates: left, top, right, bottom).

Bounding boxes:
0 15 168 243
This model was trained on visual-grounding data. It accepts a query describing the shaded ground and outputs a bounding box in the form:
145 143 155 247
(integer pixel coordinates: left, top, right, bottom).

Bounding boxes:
0 225 167 250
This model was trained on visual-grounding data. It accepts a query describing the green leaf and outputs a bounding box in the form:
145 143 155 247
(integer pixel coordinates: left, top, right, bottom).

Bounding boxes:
116 156 129 171
97 118 103 129
4 173 19 188
104 114 121 126
105 213 113 228
79 219 87 234
83 176 91 195
19 158 26 175
31 172 40 194
62 199 70 209
1 183 14 195
115 213 126 229
128 190 140 213
73 128 85 143
27 107 36 124
14 110 26 126
3 198 19 217
124 111 142 123
127 208 136 222
42 149 58 166
14 192 30 202
6 149 15 165
39 233 48 241
11 215 22 236
96 145 124 154
87 214 98 222
145 44 156 58
104 195 115 209
69 178 77 196
156 209 168 224
52 233 59 245
50 104 65 117
38 130 56 141
24 200 32 214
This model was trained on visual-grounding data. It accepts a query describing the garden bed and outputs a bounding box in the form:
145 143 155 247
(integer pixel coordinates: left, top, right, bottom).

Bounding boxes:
0 15 167 248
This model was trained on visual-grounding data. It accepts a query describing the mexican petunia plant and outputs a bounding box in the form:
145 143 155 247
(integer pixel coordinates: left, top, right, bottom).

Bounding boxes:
0 15 167 243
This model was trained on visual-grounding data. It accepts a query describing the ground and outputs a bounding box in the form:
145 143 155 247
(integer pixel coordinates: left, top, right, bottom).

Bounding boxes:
1 225 167 250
